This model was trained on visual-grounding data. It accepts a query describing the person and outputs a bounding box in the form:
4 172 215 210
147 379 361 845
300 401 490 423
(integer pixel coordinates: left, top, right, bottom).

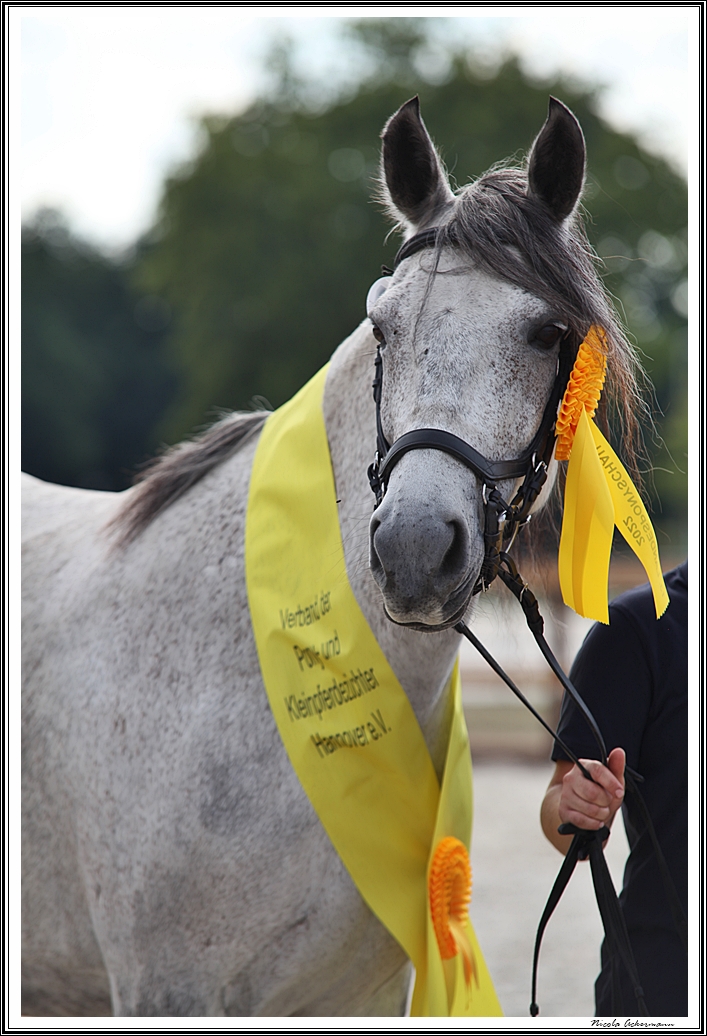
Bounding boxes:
540 561 688 1017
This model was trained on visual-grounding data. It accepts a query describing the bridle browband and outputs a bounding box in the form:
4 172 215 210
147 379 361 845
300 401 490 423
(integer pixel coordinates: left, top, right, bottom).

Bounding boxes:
367 226 575 596
365 226 686 1017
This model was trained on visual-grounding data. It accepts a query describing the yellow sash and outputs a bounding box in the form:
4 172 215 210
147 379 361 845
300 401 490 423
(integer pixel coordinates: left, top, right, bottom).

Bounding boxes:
244 366 501 1017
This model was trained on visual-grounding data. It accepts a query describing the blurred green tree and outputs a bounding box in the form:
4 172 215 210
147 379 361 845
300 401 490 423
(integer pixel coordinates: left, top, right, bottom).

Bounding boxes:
22 210 177 489
136 23 686 537
22 20 686 540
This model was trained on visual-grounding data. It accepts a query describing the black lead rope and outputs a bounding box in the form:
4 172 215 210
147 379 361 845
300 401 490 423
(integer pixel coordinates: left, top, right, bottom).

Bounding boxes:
455 620 593 781
454 555 687 1015
525 823 648 1017
493 553 609 765
455 599 648 1016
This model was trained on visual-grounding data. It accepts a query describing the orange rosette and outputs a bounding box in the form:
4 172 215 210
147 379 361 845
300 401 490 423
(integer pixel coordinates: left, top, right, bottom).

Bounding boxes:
555 325 608 461
429 836 476 988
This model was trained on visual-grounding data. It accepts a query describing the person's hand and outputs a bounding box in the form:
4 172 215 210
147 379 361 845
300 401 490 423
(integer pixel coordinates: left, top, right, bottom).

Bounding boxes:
558 747 626 831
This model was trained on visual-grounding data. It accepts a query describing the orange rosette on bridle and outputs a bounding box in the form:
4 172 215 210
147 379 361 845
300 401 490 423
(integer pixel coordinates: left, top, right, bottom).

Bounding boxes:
554 324 668 623
554 325 607 461
429 836 477 991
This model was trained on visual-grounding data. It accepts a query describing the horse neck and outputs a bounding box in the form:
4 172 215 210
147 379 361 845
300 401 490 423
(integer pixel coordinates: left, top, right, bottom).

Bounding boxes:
322 321 462 778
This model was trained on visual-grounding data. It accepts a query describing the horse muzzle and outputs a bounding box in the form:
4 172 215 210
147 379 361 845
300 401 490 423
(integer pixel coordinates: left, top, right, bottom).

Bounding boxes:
368 471 484 630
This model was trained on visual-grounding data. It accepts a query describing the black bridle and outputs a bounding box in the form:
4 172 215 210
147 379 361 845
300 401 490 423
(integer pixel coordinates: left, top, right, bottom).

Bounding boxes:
367 228 576 595
366 227 686 1017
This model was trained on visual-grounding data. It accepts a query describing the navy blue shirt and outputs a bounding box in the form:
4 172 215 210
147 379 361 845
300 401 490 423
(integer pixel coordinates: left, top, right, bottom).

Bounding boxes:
552 562 688 1016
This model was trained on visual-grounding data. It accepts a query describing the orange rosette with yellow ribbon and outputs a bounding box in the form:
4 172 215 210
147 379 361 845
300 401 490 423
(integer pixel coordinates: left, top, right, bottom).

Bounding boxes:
556 326 669 623
429 836 477 1002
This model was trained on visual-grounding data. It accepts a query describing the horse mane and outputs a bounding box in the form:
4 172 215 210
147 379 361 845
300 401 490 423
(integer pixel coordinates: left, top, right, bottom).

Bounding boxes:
108 409 268 547
439 167 649 478
112 160 649 550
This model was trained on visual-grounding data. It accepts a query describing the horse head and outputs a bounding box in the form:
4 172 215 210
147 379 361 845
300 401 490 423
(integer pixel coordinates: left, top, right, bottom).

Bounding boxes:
367 97 617 630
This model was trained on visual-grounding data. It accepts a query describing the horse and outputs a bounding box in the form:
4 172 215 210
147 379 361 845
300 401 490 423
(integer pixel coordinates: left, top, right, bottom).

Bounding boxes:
21 96 641 1017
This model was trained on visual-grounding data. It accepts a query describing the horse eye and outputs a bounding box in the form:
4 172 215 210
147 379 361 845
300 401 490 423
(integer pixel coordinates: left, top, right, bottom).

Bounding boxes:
532 324 564 349
371 325 386 344
366 276 392 316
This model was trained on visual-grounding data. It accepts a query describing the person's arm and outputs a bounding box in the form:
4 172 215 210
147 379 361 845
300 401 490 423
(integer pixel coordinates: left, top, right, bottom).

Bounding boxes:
540 747 626 855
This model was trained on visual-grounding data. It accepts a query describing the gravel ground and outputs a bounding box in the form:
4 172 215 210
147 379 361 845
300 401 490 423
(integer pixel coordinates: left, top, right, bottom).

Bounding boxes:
469 760 629 1020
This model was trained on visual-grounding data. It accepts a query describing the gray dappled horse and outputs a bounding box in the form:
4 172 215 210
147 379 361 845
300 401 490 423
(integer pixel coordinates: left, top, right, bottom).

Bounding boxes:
22 97 639 1016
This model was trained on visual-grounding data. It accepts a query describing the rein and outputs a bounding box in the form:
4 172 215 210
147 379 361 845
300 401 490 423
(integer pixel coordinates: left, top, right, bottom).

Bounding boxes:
366 227 686 1016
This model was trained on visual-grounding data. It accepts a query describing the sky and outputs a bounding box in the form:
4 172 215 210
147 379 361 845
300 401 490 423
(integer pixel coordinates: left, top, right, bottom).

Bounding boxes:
16 6 696 252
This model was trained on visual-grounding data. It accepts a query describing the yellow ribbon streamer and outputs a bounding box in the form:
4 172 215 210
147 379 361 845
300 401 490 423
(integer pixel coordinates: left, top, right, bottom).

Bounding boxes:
558 370 669 623
558 407 615 623
245 366 501 1017
589 416 670 618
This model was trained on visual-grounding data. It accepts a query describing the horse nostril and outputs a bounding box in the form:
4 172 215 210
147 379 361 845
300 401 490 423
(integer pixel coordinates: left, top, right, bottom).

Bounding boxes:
369 514 386 586
438 519 469 586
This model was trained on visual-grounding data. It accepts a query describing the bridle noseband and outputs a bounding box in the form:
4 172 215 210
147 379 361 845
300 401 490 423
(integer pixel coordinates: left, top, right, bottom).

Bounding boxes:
367 227 576 594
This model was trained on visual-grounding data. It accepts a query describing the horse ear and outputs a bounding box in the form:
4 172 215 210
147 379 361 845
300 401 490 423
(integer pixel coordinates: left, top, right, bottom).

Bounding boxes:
527 97 586 220
381 97 454 229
